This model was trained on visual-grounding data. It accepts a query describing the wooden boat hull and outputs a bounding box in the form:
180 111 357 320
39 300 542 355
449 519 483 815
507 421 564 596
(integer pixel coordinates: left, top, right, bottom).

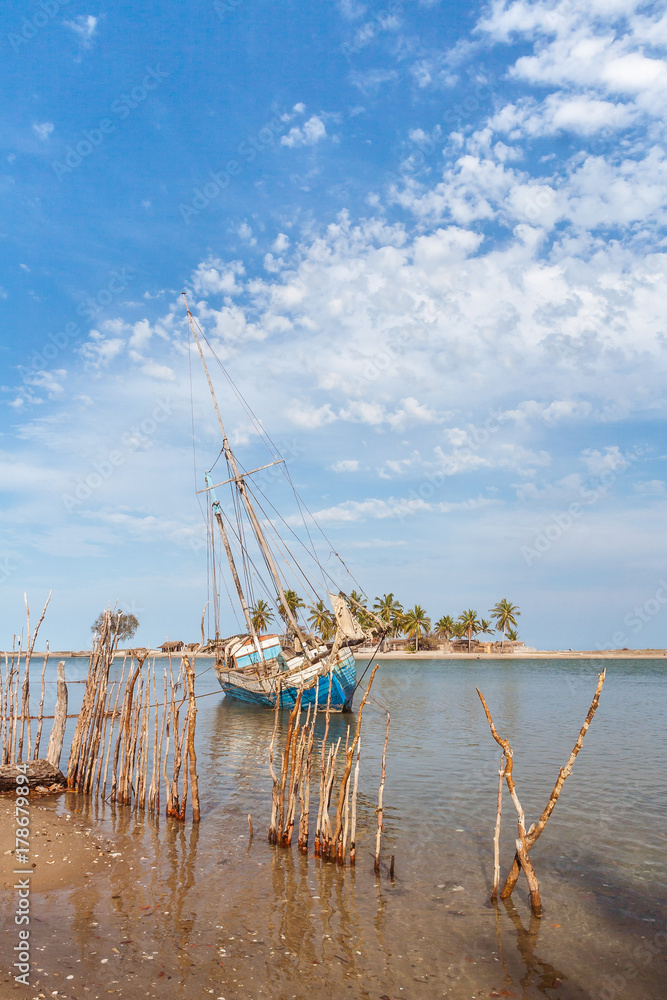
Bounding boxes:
214 646 357 711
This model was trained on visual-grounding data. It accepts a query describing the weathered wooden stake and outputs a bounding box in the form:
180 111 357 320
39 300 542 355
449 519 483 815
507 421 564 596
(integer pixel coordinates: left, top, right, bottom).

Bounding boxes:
46 661 68 769
374 710 390 873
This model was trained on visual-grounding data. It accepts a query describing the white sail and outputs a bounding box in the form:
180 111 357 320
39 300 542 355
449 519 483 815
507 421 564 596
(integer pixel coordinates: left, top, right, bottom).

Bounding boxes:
329 593 366 641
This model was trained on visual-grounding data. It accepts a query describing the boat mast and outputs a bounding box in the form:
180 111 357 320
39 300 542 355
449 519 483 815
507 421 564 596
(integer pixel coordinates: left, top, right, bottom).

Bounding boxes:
184 295 313 652
205 473 258 640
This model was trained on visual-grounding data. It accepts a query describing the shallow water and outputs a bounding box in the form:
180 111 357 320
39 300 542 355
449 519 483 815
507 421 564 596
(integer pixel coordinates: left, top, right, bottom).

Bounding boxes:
2 657 666 999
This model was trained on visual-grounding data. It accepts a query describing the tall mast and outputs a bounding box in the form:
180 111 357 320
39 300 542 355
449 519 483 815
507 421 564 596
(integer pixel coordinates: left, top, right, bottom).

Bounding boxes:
206 473 258 640
183 295 312 651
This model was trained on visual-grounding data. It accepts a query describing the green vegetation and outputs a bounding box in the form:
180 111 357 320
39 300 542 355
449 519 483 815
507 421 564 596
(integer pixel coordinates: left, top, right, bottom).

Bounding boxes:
248 588 522 651
401 605 432 652
489 598 521 650
91 611 139 642
250 598 274 633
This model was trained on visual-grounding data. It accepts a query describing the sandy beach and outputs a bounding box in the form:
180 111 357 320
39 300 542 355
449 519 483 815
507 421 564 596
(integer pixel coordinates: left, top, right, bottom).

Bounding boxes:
16 646 667 660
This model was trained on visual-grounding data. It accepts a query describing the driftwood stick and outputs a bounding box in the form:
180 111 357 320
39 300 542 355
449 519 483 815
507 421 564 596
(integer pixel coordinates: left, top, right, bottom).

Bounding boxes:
332 662 380 858
183 655 200 823
349 737 361 865
110 663 141 801
278 693 301 839
268 685 280 843
491 754 506 901
101 659 126 799
298 695 316 852
33 646 49 760
46 661 68 769
528 668 606 849
375 710 390 872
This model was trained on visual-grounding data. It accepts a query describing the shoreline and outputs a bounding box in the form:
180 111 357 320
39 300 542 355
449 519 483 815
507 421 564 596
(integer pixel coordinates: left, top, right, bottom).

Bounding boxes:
9 647 667 659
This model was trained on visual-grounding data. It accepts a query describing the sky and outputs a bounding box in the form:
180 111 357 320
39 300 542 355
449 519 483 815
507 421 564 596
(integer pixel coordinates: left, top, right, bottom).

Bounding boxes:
1 0 667 651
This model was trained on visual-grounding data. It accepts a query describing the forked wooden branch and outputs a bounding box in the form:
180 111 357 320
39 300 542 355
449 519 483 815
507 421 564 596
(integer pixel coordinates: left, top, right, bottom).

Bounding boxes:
500 668 606 900
477 668 606 914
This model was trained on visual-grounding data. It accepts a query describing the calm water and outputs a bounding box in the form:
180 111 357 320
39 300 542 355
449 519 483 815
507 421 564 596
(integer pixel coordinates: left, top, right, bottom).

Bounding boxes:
2 656 666 999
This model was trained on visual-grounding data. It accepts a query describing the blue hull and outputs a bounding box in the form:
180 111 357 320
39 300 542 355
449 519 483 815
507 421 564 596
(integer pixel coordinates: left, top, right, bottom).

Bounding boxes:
216 650 357 712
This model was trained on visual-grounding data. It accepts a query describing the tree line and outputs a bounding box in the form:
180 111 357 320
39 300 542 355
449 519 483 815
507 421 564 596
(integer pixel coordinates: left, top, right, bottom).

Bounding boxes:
91 596 521 654
250 593 521 652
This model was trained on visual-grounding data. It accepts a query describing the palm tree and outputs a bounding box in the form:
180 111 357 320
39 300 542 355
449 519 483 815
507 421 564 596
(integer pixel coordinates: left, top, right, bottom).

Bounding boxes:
435 614 456 644
402 604 431 652
278 589 306 638
250 598 274 633
373 593 405 646
348 590 374 632
451 621 466 639
307 600 336 641
507 627 519 643
489 599 521 651
479 618 494 641
458 609 481 653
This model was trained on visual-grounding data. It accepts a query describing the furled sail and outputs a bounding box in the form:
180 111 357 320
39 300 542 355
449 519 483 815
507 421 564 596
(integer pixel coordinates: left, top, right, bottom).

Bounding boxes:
329 593 366 640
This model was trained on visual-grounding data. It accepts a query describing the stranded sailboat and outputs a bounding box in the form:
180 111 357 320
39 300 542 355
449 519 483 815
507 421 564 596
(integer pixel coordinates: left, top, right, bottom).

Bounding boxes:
184 297 381 711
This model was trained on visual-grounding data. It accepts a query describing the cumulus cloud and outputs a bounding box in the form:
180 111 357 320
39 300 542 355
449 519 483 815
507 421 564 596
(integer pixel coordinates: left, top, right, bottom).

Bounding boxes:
281 115 327 148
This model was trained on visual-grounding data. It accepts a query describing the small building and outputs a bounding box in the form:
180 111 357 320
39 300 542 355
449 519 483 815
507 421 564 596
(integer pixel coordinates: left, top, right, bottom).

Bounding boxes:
384 637 411 651
159 640 184 653
451 638 480 652
185 642 200 652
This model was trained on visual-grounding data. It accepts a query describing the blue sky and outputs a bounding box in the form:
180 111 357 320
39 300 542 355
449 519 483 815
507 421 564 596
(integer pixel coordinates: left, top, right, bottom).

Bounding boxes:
2 0 667 650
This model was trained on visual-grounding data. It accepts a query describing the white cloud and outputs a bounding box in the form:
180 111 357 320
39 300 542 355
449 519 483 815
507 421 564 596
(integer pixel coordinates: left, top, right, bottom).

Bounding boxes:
332 459 361 472
191 258 245 296
581 446 629 476
281 115 327 148
305 494 501 523
32 122 54 141
140 361 175 381
286 402 337 429
633 479 665 496
65 15 98 47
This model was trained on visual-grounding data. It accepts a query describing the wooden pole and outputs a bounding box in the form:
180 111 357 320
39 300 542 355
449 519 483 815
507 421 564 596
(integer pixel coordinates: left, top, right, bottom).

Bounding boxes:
491 754 506 901
349 738 361 865
332 662 380 860
183 655 200 823
268 686 280 843
46 661 68 769
375 710 390 873
33 646 49 760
